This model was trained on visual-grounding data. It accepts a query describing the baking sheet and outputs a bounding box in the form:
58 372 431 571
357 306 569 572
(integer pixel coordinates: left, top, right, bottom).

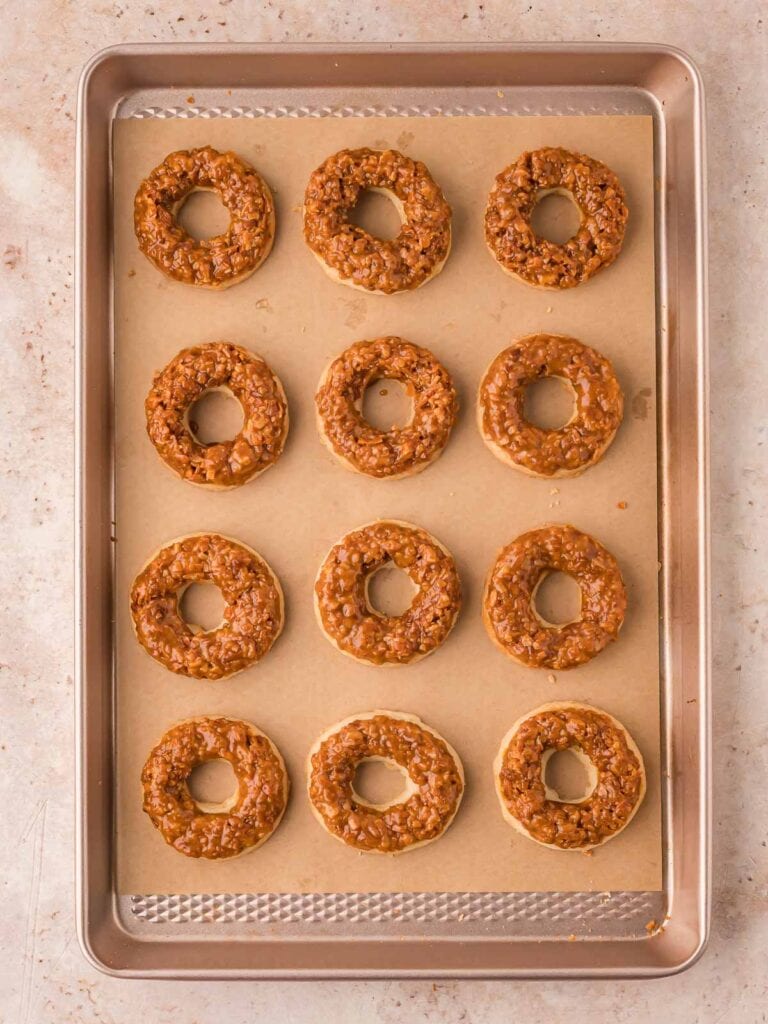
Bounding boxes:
114 113 661 895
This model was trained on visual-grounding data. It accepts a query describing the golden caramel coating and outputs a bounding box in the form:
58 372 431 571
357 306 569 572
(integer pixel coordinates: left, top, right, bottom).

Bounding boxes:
142 717 288 858
483 525 626 670
130 533 283 680
484 147 628 289
314 521 461 666
145 342 288 489
316 337 458 478
303 148 451 294
495 703 645 850
308 712 464 853
478 334 623 477
134 146 274 288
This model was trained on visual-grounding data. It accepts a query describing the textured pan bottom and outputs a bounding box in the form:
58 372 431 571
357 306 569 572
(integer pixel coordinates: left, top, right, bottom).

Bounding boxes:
129 890 666 937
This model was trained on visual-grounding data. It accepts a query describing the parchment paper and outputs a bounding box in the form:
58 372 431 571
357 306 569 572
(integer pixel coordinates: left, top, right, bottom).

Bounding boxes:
114 114 661 894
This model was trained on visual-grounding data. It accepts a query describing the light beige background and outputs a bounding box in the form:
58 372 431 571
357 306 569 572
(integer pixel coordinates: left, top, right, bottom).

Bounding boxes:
2 1 766 1021
115 114 660 895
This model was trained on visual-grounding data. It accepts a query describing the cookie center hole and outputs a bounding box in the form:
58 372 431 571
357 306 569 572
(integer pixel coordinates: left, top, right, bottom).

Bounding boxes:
362 378 413 431
187 388 244 445
530 190 582 245
177 189 231 241
543 748 595 803
523 376 575 431
367 564 418 617
349 188 402 241
180 582 226 633
353 759 410 807
534 571 582 626
188 759 238 810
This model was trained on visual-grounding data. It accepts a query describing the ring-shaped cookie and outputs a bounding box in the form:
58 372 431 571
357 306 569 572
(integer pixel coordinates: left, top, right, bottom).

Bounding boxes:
478 334 623 477
484 147 629 289
307 711 464 854
494 702 646 850
315 337 458 478
130 533 284 680
314 520 462 666
145 342 288 489
303 148 452 294
483 524 626 670
141 716 289 858
134 146 275 288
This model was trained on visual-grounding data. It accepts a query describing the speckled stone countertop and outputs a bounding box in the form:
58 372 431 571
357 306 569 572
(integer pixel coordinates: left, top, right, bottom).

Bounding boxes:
1 1 766 1021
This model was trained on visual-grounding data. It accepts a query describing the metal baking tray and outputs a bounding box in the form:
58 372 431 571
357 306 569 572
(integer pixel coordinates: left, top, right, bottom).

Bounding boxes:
75 42 710 979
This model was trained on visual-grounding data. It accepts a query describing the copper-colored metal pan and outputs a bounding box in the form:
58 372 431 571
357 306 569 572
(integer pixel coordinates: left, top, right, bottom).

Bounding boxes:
75 42 709 979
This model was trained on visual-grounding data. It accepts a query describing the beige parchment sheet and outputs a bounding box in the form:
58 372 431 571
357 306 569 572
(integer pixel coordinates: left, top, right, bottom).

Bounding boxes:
114 114 661 894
